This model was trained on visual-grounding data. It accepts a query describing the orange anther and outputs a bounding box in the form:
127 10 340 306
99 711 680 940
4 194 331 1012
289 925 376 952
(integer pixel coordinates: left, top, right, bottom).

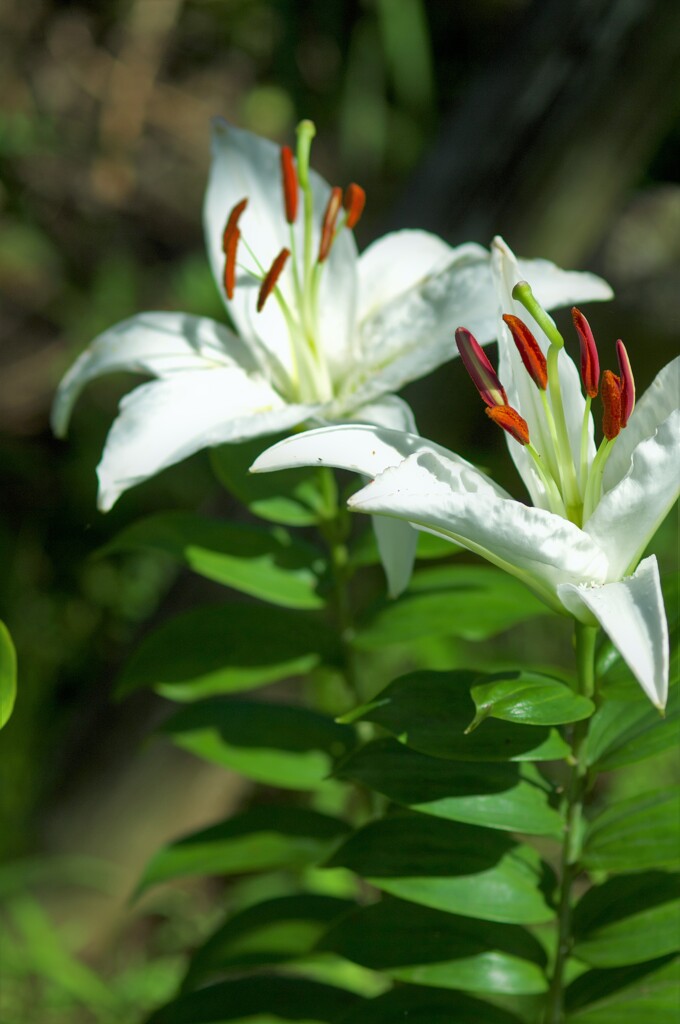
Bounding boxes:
616 340 635 427
601 370 623 440
486 405 530 446
572 308 600 398
223 227 240 300
343 183 366 229
318 187 343 263
222 198 248 253
257 248 290 312
280 146 298 224
503 315 548 390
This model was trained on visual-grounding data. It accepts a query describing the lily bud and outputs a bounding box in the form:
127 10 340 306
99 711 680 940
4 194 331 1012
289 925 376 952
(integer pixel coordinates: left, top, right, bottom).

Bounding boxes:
616 340 635 427
572 307 600 398
455 327 508 408
502 315 548 390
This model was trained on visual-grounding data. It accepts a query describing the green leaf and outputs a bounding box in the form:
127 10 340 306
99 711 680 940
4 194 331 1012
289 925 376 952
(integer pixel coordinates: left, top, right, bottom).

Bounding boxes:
184 894 356 988
117 605 339 701
573 873 680 967
584 684 679 771
0 620 17 729
163 700 356 791
137 807 350 894
353 566 549 648
344 670 571 762
326 813 554 924
582 789 680 872
100 512 325 609
338 984 524 1023
335 738 563 836
349 528 459 569
469 671 594 728
319 896 547 994
145 975 362 1023
211 438 327 526
565 955 680 1022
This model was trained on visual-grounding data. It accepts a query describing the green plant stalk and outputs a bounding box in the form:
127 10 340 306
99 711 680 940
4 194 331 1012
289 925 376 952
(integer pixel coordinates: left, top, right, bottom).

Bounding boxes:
544 622 598 1024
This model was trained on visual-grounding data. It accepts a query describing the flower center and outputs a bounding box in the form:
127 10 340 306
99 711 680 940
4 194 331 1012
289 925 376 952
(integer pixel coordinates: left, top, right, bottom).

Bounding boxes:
221 120 366 406
456 292 636 527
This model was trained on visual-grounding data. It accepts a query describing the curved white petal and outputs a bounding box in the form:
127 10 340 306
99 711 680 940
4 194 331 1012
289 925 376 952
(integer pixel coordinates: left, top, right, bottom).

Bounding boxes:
492 237 600 508
97 369 313 511
203 119 358 388
347 451 609 608
356 229 453 323
603 355 680 492
52 312 249 438
343 394 418 433
558 556 669 708
585 409 680 579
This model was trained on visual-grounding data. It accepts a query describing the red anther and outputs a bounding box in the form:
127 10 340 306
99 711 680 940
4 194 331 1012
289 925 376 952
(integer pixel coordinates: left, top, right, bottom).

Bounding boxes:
601 370 623 440
257 248 290 312
343 183 366 229
486 405 531 446
222 198 248 252
572 307 600 398
616 340 635 427
223 227 240 300
280 146 298 224
502 315 548 390
318 187 343 262
455 327 508 408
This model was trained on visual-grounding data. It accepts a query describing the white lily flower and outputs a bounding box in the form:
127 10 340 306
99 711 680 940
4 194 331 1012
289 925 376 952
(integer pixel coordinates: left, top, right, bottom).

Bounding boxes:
252 239 677 708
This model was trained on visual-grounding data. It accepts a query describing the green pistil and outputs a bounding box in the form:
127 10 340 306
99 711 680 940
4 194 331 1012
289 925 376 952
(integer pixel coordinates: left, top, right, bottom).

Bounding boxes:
579 396 592 492
582 437 615 522
512 281 565 350
296 120 316 295
538 389 562 484
526 443 566 517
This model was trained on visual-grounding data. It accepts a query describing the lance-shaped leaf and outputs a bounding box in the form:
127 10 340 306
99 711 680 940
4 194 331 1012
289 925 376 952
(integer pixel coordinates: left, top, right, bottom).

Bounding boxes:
565 955 680 1022
145 975 362 1024
318 896 547 994
342 670 571 762
0 621 17 730
468 671 594 728
334 738 563 836
325 813 555 925
137 807 350 894
582 789 680 872
584 682 679 771
162 699 356 791
572 872 680 968
337 984 524 1024
184 894 356 989
100 512 325 609
117 605 340 701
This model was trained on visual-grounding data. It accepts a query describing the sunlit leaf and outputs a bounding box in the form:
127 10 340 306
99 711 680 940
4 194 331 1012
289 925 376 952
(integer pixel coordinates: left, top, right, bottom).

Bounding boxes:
163 699 356 790
335 738 563 835
353 566 549 648
469 671 594 728
319 896 547 994
343 670 571 762
0 620 17 730
137 807 350 894
326 813 554 924
582 789 680 872
117 605 340 701
100 512 325 609
573 872 680 967
584 683 679 771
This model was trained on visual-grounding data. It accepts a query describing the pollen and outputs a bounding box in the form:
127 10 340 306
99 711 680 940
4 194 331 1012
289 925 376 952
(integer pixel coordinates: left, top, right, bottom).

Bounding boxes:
486 405 531 446
455 327 508 408
502 315 548 390
318 187 343 263
257 248 290 312
223 227 240 300
222 198 248 253
343 184 366 229
616 340 635 427
601 370 623 440
572 308 600 398
280 146 298 224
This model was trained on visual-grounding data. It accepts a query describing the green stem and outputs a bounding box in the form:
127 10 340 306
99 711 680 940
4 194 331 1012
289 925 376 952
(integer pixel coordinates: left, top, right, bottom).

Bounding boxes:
544 622 598 1024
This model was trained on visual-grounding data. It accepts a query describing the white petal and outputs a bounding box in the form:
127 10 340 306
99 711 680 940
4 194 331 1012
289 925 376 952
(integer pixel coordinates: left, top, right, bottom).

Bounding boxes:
348 451 609 609
51 312 248 438
603 355 680 492
343 394 418 433
492 237 600 508
97 369 313 511
250 423 502 490
585 409 680 579
558 556 669 708
356 229 453 323
203 119 358 388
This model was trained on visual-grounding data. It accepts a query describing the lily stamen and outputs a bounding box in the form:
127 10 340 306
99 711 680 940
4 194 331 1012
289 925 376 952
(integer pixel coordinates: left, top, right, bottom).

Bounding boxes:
257 248 291 312
455 327 508 407
616 340 635 426
502 315 548 391
280 146 298 224
343 184 366 230
223 227 240 300
318 187 343 263
601 369 623 440
572 308 599 399
486 405 530 445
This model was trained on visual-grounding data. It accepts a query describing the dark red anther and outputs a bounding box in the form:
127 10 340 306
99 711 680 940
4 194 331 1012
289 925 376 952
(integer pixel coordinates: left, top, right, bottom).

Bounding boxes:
257 248 290 312
222 198 248 253
280 146 298 224
601 370 623 440
572 307 600 398
318 187 343 262
616 340 635 427
455 327 508 408
223 227 240 300
502 315 548 390
486 405 531 446
343 183 366 229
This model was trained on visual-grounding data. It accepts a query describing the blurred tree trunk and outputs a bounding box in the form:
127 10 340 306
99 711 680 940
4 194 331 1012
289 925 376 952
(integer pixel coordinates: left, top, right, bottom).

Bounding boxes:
396 0 680 263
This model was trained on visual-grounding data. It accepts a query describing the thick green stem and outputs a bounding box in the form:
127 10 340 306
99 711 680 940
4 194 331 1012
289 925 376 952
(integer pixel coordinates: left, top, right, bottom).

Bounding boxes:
544 622 598 1024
